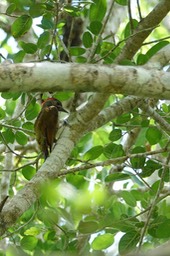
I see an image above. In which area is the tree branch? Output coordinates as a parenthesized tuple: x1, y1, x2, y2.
(0, 57, 170, 98)
(57, 147, 168, 178)
(87, 96, 144, 132)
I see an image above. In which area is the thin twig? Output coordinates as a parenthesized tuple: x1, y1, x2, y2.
(1, 123, 34, 134)
(142, 36, 170, 45)
(1, 153, 42, 172)
(136, 0, 142, 21)
(55, 147, 168, 178)
(134, 169, 151, 189)
(0, 132, 37, 159)
(0, 196, 8, 212)
(0, 12, 18, 18)
(128, 0, 134, 33)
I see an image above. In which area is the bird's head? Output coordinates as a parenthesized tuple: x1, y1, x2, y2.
(42, 98, 68, 113)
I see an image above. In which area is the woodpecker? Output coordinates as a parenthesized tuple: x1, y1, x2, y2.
(34, 98, 68, 159)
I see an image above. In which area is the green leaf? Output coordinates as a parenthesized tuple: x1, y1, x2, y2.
(156, 219, 170, 238)
(57, 207, 73, 225)
(105, 173, 130, 183)
(83, 31, 93, 48)
(120, 191, 136, 207)
(22, 122, 34, 134)
(11, 119, 21, 128)
(104, 143, 125, 159)
(119, 231, 140, 255)
(12, 50, 25, 63)
(150, 180, 161, 196)
(29, 3, 46, 18)
(130, 146, 146, 169)
(137, 53, 149, 65)
(6, 3, 16, 15)
(53, 91, 73, 101)
(40, 183, 60, 207)
(25, 102, 40, 120)
(11, 15, 32, 38)
(101, 41, 114, 52)
(76, 56, 87, 63)
(5, 100, 16, 116)
(83, 145, 103, 161)
(24, 227, 40, 236)
(70, 47, 86, 56)
(45, 3, 54, 11)
(37, 31, 50, 49)
(142, 159, 162, 178)
(93, 129, 109, 145)
(19, 42, 37, 54)
(116, 0, 128, 5)
(162, 103, 169, 113)
(37, 208, 58, 226)
(111, 202, 126, 220)
(15, 131, 28, 145)
(158, 167, 170, 182)
(141, 119, 150, 127)
(116, 113, 131, 124)
(39, 45, 51, 58)
(20, 236, 38, 251)
(2, 129, 15, 144)
(22, 166, 36, 180)
(92, 233, 114, 250)
(1, 92, 15, 99)
(146, 41, 169, 59)
(1, 92, 21, 100)
(131, 190, 143, 201)
(64, 5, 81, 16)
(109, 129, 122, 141)
(124, 19, 138, 38)
(89, 21, 102, 35)
(114, 217, 139, 233)
(39, 14, 54, 29)
(78, 220, 99, 234)
(89, 0, 107, 22)
(146, 126, 162, 145)
(0, 107, 6, 120)
(44, 230, 56, 241)
(148, 217, 170, 239)
(66, 174, 86, 189)
(13, 93, 21, 100)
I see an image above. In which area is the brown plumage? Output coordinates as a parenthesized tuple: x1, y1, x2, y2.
(34, 98, 67, 159)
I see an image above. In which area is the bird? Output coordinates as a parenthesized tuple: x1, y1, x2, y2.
(34, 98, 68, 159)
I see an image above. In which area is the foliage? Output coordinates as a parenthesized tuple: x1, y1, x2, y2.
(0, 0, 170, 255)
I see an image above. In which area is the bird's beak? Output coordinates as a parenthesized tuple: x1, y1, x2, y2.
(60, 107, 68, 113)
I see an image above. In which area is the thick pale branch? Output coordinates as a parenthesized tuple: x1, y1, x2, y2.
(87, 96, 144, 132)
(1, 62, 170, 99)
